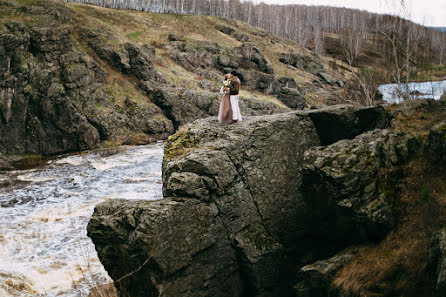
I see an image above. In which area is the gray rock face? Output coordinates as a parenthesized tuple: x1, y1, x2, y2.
(168, 39, 277, 94)
(431, 229, 446, 296)
(279, 53, 323, 75)
(0, 3, 174, 156)
(317, 72, 337, 86)
(124, 43, 166, 83)
(88, 105, 404, 297)
(0, 20, 101, 155)
(278, 87, 307, 110)
(301, 129, 420, 243)
(140, 87, 220, 129)
(426, 121, 446, 165)
(88, 198, 242, 297)
(90, 112, 321, 297)
(308, 105, 392, 145)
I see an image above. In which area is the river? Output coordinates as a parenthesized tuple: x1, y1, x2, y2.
(0, 143, 165, 297)
(379, 79, 446, 103)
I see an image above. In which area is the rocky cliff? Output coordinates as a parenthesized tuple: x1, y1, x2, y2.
(88, 100, 446, 297)
(1, 0, 354, 160)
(87, 103, 415, 296)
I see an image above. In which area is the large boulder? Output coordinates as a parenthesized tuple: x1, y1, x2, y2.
(88, 198, 242, 297)
(89, 105, 400, 297)
(124, 43, 166, 83)
(278, 87, 307, 110)
(90, 112, 321, 297)
(317, 72, 338, 86)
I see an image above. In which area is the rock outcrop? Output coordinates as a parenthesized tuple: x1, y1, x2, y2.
(301, 129, 420, 244)
(0, 2, 174, 155)
(88, 105, 409, 297)
(0, 0, 289, 157)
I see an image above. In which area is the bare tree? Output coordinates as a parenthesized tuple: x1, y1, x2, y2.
(340, 28, 363, 66)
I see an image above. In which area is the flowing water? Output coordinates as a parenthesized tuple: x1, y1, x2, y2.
(379, 79, 446, 103)
(0, 143, 165, 297)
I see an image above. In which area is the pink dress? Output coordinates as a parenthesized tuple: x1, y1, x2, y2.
(218, 92, 233, 123)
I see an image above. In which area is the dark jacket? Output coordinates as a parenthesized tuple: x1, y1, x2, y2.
(229, 78, 240, 95)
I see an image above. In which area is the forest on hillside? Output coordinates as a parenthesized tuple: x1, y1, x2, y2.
(62, 0, 446, 102)
(62, 0, 445, 63)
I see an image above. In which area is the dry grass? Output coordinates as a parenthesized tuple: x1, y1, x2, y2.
(334, 158, 446, 296)
(239, 89, 289, 109)
(332, 105, 446, 297)
(391, 101, 446, 136)
(65, 2, 355, 101)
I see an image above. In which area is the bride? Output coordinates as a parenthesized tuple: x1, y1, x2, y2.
(218, 73, 243, 123)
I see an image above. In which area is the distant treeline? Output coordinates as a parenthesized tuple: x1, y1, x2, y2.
(62, 0, 446, 68)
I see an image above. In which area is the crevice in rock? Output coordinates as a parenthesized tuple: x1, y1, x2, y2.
(224, 150, 273, 239)
(143, 87, 180, 130)
(86, 117, 106, 141)
(232, 238, 260, 297)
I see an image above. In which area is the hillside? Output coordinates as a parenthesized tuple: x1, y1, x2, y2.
(0, 0, 357, 161)
(61, 0, 446, 87)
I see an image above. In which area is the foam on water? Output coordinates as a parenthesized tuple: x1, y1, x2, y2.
(0, 143, 164, 296)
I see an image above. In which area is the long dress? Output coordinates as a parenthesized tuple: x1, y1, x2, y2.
(218, 92, 233, 123)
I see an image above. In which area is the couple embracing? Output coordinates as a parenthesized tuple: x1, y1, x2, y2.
(218, 73, 243, 124)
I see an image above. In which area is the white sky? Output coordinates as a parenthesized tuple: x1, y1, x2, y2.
(259, 0, 446, 26)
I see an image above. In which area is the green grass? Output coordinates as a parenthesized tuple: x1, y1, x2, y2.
(126, 31, 143, 40)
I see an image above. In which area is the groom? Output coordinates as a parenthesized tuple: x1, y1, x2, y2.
(227, 73, 243, 123)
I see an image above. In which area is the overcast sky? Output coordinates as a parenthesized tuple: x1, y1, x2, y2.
(259, 0, 446, 27)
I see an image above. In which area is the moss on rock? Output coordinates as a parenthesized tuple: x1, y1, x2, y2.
(164, 127, 202, 160)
